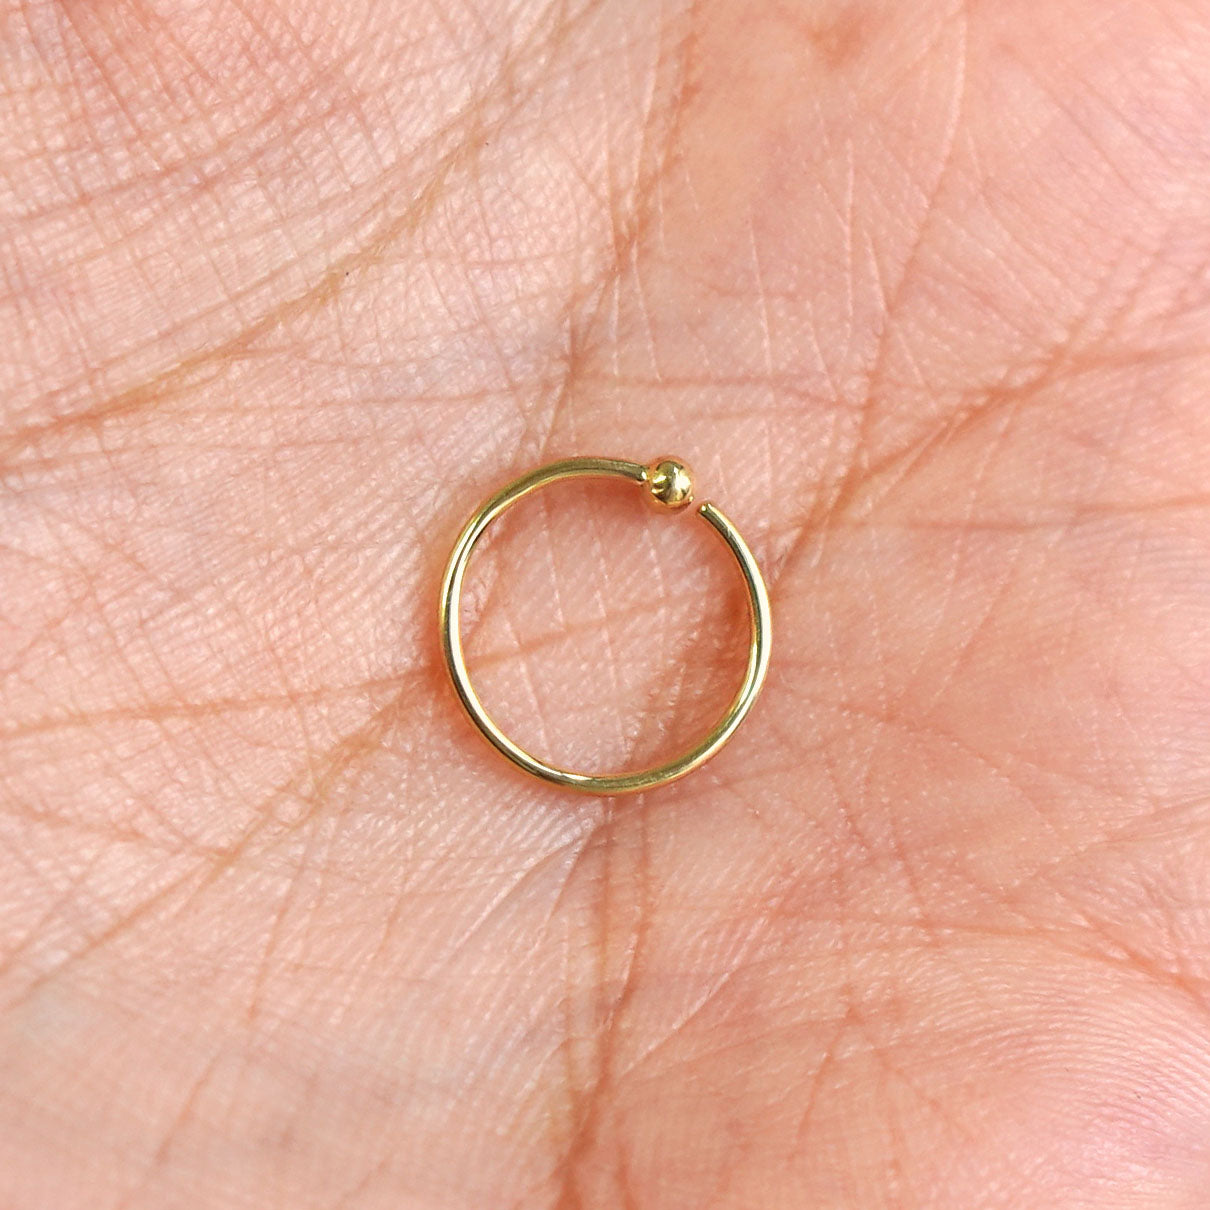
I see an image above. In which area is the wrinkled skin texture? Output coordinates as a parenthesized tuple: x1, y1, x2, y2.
(3, 0, 1210, 1206)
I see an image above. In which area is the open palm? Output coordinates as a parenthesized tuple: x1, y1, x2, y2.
(4, 1, 1210, 1206)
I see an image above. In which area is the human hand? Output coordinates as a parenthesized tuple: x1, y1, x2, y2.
(4, 1, 1210, 1205)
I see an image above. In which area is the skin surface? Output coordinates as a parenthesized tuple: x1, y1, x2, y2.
(3, 0, 1210, 1205)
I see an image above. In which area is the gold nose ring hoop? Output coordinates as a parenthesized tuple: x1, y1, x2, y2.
(438, 456, 772, 795)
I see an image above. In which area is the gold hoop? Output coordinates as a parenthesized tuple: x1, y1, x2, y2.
(438, 456, 772, 795)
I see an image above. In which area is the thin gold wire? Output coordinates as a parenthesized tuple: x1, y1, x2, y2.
(438, 456, 772, 795)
